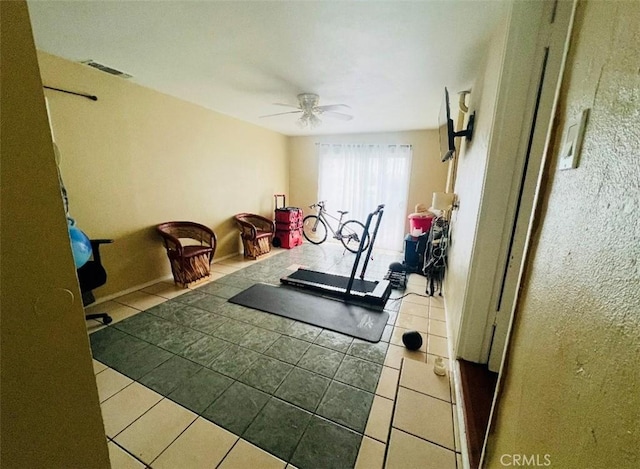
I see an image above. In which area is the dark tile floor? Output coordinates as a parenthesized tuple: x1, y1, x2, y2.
(90, 244, 402, 469)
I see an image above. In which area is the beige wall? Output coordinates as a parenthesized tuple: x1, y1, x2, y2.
(0, 2, 110, 467)
(288, 130, 447, 239)
(443, 16, 509, 353)
(487, 1, 640, 467)
(38, 52, 289, 298)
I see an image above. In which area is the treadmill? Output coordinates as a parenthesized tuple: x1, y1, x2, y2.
(280, 204, 392, 311)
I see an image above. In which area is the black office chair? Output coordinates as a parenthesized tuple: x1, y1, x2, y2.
(78, 239, 114, 324)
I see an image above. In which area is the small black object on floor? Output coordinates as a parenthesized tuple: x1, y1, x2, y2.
(384, 262, 408, 290)
(402, 330, 423, 350)
(229, 283, 389, 343)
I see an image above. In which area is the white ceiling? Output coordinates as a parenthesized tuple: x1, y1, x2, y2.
(27, 1, 507, 136)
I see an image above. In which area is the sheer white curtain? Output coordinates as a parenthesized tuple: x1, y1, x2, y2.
(317, 143, 412, 251)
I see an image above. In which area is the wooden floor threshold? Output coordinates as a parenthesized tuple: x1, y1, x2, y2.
(458, 359, 498, 469)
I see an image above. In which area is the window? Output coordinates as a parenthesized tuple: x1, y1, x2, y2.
(317, 143, 412, 251)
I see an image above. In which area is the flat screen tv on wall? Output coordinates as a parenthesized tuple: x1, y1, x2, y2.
(439, 87, 476, 162)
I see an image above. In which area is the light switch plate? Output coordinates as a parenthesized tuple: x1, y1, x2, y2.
(558, 109, 589, 170)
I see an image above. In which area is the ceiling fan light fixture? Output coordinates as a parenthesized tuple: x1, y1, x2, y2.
(262, 93, 350, 129)
(309, 113, 322, 128)
(297, 111, 322, 129)
(298, 93, 319, 110)
(296, 114, 309, 128)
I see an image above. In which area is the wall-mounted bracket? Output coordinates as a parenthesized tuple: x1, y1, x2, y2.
(454, 111, 475, 142)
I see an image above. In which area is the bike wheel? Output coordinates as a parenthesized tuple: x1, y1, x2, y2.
(339, 220, 370, 253)
(302, 215, 328, 244)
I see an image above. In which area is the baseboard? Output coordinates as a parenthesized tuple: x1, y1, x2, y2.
(214, 252, 242, 262)
(90, 252, 244, 307)
(445, 296, 471, 469)
(453, 360, 472, 469)
(91, 274, 176, 306)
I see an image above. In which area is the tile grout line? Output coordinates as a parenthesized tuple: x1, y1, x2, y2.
(148, 413, 200, 466)
(381, 356, 404, 468)
(362, 394, 395, 446)
(389, 425, 458, 455)
(213, 438, 243, 469)
(108, 437, 149, 468)
(109, 396, 165, 445)
(396, 383, 453, 405)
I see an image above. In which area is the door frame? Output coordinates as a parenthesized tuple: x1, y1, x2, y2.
(487, 0, 578, 371)
(455, 0, 576, 371)
(480, 1, 578, 465)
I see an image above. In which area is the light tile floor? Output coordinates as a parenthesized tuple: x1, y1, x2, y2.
(87, 245, 462, 468)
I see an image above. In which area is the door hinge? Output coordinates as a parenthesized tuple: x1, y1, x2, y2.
(490, 308, 500, 327)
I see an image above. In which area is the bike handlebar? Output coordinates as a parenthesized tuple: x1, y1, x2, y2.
(310, 201, 384, 215)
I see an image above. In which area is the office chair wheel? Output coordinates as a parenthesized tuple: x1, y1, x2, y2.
(102, 315, 113, 325)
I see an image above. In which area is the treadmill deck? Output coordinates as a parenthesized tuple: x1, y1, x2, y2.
(280, 268, 392, 310)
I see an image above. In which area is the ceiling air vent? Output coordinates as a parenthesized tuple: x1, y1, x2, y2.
(80, 60, 132, 79)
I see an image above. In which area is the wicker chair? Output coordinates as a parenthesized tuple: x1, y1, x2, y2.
(156, 221, 217, 287)
(234, 213, 275, 259)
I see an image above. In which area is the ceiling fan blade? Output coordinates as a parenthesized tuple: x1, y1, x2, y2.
(323, 111, 353, 121)
(259, 110, 303, 118)
(272, 103, 301, 109)
(317, 104, 351, 112)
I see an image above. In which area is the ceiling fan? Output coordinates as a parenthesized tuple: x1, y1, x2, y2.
(260, 93, 353, 128)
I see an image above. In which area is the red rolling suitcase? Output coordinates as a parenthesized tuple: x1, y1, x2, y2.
(274, 194, 303, 223)
(273, 194, 303, 249)
(278, 229, 303, 249)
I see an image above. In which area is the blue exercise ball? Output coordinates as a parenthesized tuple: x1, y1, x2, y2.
(69, 225, 92, 268)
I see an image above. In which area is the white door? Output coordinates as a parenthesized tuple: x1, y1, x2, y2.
(453, 0, 577, 371)
(486, 0, 578, 372)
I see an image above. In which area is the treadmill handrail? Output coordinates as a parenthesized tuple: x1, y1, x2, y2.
(346, 204, 385, 296)
(359, 205, 385, 280)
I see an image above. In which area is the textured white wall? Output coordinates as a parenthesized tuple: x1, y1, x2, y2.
(443, 18, 509, 354)
(487, 1, 640, 466)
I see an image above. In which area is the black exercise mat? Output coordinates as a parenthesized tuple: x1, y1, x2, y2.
(229, 283, 389, 342)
